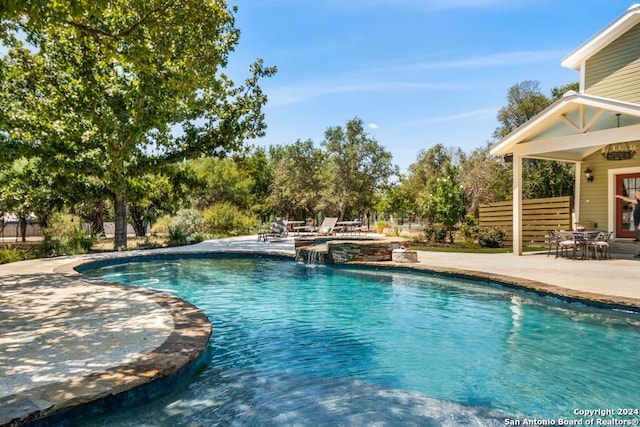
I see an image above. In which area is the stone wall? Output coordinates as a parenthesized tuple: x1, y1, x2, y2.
(294, 236, 407, 264)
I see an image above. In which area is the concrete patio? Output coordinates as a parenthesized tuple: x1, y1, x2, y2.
(1, 234, 639, 426)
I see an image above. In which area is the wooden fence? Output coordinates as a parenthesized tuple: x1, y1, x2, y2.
(479, 196, 572, 247)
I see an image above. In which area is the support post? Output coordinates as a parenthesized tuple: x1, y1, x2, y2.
(512, 154, 523, 255)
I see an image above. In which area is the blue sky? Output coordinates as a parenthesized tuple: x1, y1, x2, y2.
(226, 0, 635, 172)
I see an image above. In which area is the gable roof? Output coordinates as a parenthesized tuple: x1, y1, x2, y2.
(562, 4, 640, 70)
(490, 91, 640, 161)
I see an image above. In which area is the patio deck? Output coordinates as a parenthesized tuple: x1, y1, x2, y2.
(1, 235, 639, 426)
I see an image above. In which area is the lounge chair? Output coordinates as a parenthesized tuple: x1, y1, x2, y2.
(316, 217, 338, 235)
(258, 218, 288, 242)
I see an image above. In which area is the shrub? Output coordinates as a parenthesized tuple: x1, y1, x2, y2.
(167, 225, 188, 247)
(202, 202, 257, 236)
(459, 214, 479, 242)
(173, 208, 204, 236)
(150, 215, 173, 236)
(37, 212, 97, 256)
(0, 248, 22, 264)
(477, 227, 505, 248)
(44, 212, 78, 240)
(425, 223, 447, 243)
(152, 210, 205, 246)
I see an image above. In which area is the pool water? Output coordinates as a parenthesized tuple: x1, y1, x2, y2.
(80, 257, 640, 426)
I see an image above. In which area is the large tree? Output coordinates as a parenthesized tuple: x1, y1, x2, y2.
(266, 139, 326, 220)
(493, 80, 575, 200)
(1, 1, 275, 248)
(322, 118, 396, 220)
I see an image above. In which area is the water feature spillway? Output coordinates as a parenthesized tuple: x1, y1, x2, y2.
(294, 235, 407, 264)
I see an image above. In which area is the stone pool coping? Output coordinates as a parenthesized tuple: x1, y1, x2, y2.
(358, 259, 640, 312)
(0, 256, 212, 427)
(2, 235, 640, 426)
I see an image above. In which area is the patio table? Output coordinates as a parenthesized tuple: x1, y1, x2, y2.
(571, 230, 602, 260)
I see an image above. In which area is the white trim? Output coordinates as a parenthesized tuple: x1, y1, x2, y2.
(608, 166, 640, 236)
(575, 163, 583, 223)
(490, 93, 640, 156)
(511, 124, 640, 158)
(562, 4, 640, 70)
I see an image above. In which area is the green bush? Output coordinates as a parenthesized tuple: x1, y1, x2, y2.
(150, 215, 173, 236)
(37, 213, 97, 256)
(459, 214, 479, 241)
(425, 223, 447, 243)
(0, 249, 22, 264)
(202, 202, 257, 236)
(173, 208, 204, 236)
(167, 225, 188, 247)
(477, 227, 505, 248)
(152, 210, 205, 246)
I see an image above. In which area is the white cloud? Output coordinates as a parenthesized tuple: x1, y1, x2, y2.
(368, 123, 379, 129)
(266, 80, 464, 107)
(421, 50, 564, 69)
(376, 50, 565, 73)
(407, 107, 499, 126)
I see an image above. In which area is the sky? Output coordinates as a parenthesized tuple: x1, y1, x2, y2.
(225, 0, 636, 173)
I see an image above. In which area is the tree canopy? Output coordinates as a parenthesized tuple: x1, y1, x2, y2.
(321, 118, 397, 220)
(1, 0, 275, 247)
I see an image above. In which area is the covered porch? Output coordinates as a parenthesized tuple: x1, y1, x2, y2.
(490, 91, 640, 255)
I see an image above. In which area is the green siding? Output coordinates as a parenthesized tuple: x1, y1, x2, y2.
(585, 22, 640, 103)
(579, 152, 610, 230)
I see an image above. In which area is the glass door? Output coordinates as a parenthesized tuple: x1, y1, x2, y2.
(616, 173, 640, 238)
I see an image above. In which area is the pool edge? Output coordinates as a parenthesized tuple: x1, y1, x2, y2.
(354, 260, 640, 312)
(3, 246, 639, 426)
(0, 256, 212, 427)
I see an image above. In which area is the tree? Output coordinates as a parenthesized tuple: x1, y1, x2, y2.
(0, 158, 62, 240)
(417, 164, 467, 243)
(321, 118, 396, 220)
(493, 81, 576, 200)
(1, 1, 275, 248)
(127, 172, 183, 237)
(406, 146, 467, 241)
(189, 157, 255, 211)
(266, 140, 326, 220)
(403, 144, 454, 201)
(551, 82, 580, 100)
(234, 146, 273, 221)
(458, 144, 512, 215)
(493, 80, 550, 139)
(376, 183, 413, 224)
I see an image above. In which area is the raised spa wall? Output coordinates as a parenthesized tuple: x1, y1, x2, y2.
(294, 236, 408, 264)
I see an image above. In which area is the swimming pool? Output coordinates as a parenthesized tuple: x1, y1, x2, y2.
(80, 255, 640, 426)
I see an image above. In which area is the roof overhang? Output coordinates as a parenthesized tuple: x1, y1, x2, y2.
(490, 92, 640, 161)
(562, 3, 640, 70)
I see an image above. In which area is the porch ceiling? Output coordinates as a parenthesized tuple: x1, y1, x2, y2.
(490, 92, 640, 162)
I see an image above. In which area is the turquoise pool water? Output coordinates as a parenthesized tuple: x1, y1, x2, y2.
(81, 256, 640, 426)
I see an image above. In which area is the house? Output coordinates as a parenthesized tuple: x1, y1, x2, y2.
(491, 4, 640, 255)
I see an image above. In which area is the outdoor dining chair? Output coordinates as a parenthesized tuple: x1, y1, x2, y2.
(593, 231, 614, 260)
(556, 231, 579, 259)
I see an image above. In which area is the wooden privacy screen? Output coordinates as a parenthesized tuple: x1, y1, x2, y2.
(478, 196, 572, 247)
